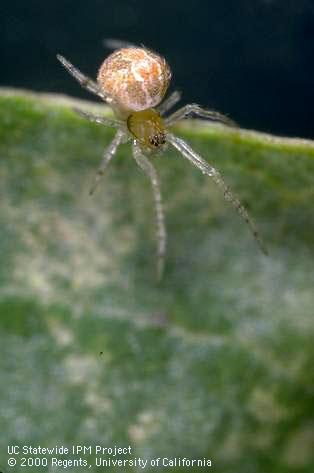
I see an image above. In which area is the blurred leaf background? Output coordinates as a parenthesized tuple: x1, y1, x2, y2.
(0, 89, 314, 472)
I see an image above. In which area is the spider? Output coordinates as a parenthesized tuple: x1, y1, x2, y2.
(57, 45, 267, 280)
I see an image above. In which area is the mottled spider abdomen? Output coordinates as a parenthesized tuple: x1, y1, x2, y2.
(97, 47, 171, 114)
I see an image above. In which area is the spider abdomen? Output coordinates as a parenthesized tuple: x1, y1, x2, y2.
(97, 47, 171, 114)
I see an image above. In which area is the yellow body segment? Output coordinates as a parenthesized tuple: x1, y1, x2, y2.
(127, 109, 166, 150)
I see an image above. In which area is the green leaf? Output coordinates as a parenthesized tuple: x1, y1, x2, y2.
(1, 88, 314, 472)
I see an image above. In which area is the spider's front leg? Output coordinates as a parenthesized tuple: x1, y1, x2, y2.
(132, 144, 166, 281)
(165, 103, 237, 127)
(57, 54, 111, 103)
(73, 108, 125, 194)
(89, 130, 125, 195)
(167, 133, 268, 255)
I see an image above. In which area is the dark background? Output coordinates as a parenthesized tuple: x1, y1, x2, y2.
(1, 0, 314, 138)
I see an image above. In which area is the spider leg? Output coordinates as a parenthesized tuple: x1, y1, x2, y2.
(73, 107, 123, 129)
(165, 103, 237, 127)
(103, 38, 137, 50)
(158, 90, 182, 116)
(132, 143, 166, 281)
(57, 54, 112, 103)
(89, 130, 125, 195)
(167, 133, 268, 255)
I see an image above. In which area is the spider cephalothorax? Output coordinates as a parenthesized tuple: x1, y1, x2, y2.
(127, 110, 166, 151)
(57, 44, 267, 280)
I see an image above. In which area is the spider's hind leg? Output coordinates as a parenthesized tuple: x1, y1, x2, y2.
(132, 143, 166, 281)
(158, 90, 182, 116)
(57, 54, 111, 103)
(73, 107, 122, 129)
(103, 38, 137, 50)
(165, 103, 237, 128)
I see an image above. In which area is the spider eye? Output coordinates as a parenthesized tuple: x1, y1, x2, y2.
(149, 133, 166, 147)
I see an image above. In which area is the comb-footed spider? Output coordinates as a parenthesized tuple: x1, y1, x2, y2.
(57, 45, 267, 280)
